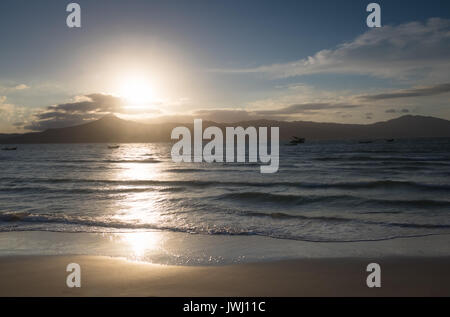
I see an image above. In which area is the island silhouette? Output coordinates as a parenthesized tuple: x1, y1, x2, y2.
(1, 114, 450, 144)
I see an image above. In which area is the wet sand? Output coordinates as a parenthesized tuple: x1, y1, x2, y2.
(0, 255, 449, 296)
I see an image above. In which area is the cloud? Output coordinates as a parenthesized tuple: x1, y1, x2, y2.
(23, 93, 163, 131)
(23, 93, 122, 130)
(23, 93, 159, 131)
(0, 96, 32, 132)
(193, 109, 255, 123)
(0, 83, 29, 93)
(0, 96, 15, 117)
(24, 113, 98, 131)
(165, 103, 363, 123)
(14, 84, 29, 90)
(214, 18, 450, 81)
(254, 103, 360, 115)
(47, 93, 124, 113)
(385, 108, 410, 114)
(360, 83, 450, 101)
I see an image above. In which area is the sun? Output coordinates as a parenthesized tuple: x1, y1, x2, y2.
(118, 75, 154, 105)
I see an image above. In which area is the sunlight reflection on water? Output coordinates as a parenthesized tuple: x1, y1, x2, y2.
(1, 141, 450, 244)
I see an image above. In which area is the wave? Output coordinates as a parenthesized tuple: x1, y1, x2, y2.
(158, 187, 186, 193)
(244, 211, 352, 222)
(361, 198, 450, 208)
(58, 158, 162, 164)
(3, 177, 450, 192)
(218, 191, 450, 209)
(107, 159, 161, 163)
(218, 192, 357, 206)
(280, 180, 450, 191)
(1, 211, 449, 242)
(314, 155, 450, 162)
(0, 212, 30, 222)
(164, 168, 211, 173)
(0, 185, 185, 195)
(241, 211, 450, 229)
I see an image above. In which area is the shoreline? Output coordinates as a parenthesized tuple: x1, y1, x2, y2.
(1, 255, 449, 296)
(1, 231, 449, 296)
(1, 231, 450, 265)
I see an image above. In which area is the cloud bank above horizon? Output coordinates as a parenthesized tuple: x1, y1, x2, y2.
(212, 18, 450, 83)
(1, 6, 450, 133)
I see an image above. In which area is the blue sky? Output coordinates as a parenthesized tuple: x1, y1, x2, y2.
(0, 0, 449, 132)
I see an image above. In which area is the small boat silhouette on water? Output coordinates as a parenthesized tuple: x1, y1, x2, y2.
(385, 139, 394, 142)
(358, 140, 373, 144)
(287, 136, 306, 145)
(107, 145, 120, 149)
(1, 147, 17, 151)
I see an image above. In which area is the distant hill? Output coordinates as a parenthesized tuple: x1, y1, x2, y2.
(1, 115, 174, 144)
(2, 114, 450, 144)
(0, 133, 20, 139)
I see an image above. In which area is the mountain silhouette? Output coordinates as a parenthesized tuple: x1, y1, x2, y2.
(1, 114, 450, 144)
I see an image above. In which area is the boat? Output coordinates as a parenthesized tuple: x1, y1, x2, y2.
(288, 136, 305, 145)
(107, 145, 120, 149)
(385, 139, 394, 142)
(358, 140, 373, 144)
(1, 147, 17, 151)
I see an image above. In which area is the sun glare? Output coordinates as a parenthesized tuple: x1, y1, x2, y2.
(119, 232, 162, 258)
(118, 75, 154, 105)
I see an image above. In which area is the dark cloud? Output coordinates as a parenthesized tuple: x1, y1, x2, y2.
(385, 108, 410, 114)
(335, 112, 352, 119)
(24, 113, 101, 131)
(22, 93, 160, 131)
(254, 103, 360, 115)
(24, 93, 125, 130)
(361, 83, 450, 101)
(46, 93, 124, 113)
(193, 109, 254, 123)
(189, 103, 361, 123)
(24, 98, 363, 131)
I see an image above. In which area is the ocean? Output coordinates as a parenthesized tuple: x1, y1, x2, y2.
(1, 139, 450, 263)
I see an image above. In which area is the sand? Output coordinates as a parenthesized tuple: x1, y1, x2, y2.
(0, 255, 449, 296)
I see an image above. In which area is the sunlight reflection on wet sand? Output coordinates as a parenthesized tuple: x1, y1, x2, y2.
(119, 231, 163, 259)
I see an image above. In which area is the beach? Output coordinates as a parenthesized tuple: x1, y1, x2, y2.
(1, 231, 450, 296)
(1, 255, 449, 296)
(1, 141, 450, 297)
(1, 0, 450, 302)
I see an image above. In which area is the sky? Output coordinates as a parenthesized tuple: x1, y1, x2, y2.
(0, 0, 450, 132)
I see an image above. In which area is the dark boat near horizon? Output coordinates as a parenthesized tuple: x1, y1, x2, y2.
(107, 145, 120, 149)
(288, 136, 306, 145)
(1, 147, 17, 151)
